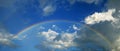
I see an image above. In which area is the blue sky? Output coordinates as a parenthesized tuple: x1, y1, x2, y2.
(0, 0, 107, 34)
(1, 0, 120, 51)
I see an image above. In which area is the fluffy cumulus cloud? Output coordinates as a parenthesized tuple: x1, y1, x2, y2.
(83, 10, 120, 51)
(40, 29, 59, 41)
(83, 0, 120, 51)
(37, 29, 78, 50)
(85, 9, 116, 24)
(53, 32, 77, 48)
(106, 0, 120, 29)
(35, 23, 113, 51)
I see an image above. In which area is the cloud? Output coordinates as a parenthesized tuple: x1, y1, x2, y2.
(83, 11, 120, 51)
(53, 32, 77, 48)
(95, 0, 120, 51)
(83, 0, 120, 50)
(38, 0, 57, 16)
(40, 29, 59, 41)
(106, 0, 120, 10)
(0, 33, 13, 46)
(0, 29, 16, 48)
(73, 24, 80, 30)
(68, 0, 103, 5)
(35, 23, 110, 51)
(106, 0, 120, 29)
(37, 29, 78, 50)
(114, 37, 120, 51)
(80, 0, 103, 5)
(67, 0, 76, 5)
(40, 0, 103, 16)
(0, 23, 17, 48)
(42, 5, 56, 16)
(85, 9, 116, 24)
(39, 26, 45, 29)
(52, 25, 56, 28)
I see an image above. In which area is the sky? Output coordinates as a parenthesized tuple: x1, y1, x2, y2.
(0, 0, 120, 51)
(0, 0, 107, 34)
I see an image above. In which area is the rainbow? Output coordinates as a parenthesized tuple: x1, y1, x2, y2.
(16, 20, 113, 49)
(17, 20, 78, 34)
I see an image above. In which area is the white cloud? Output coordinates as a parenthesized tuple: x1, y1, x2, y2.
(85, 9, 116, 24)
(38, 0, 57, 16)
(83, 4, 120, 51)
(39, 26, 45, 29)
(38, 29, 77, 49)
(52, 32, 77, 49)
(119, 10, 120, 13)
(13, 32, 28, 40)
(40, 29, 58, 41)
(52, 25, 56, 28)
(113, 37, 120, 51)
(43, 5, 56, 16)
(82, 1, 120, 49)
(40, 0, 103, 16)
(68, 0, 103, 5)
(68, 0, 76, 5)
(0, 31, 16, 47)
(105, 2, 120, 50)
(105, 0, 120, 28)
(73, 24, 80, 30)
(80, 0, 103, 5)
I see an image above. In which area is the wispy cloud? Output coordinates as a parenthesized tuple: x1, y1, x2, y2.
(0, 22, 20, 49)
(73, 24, 80, 30)
(68, 0, 103, 5)
(0, 26, 17, 48)
(42, 5, 56, 16)
(80, 0, 103, 5)
(38, 0, 57, 16)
